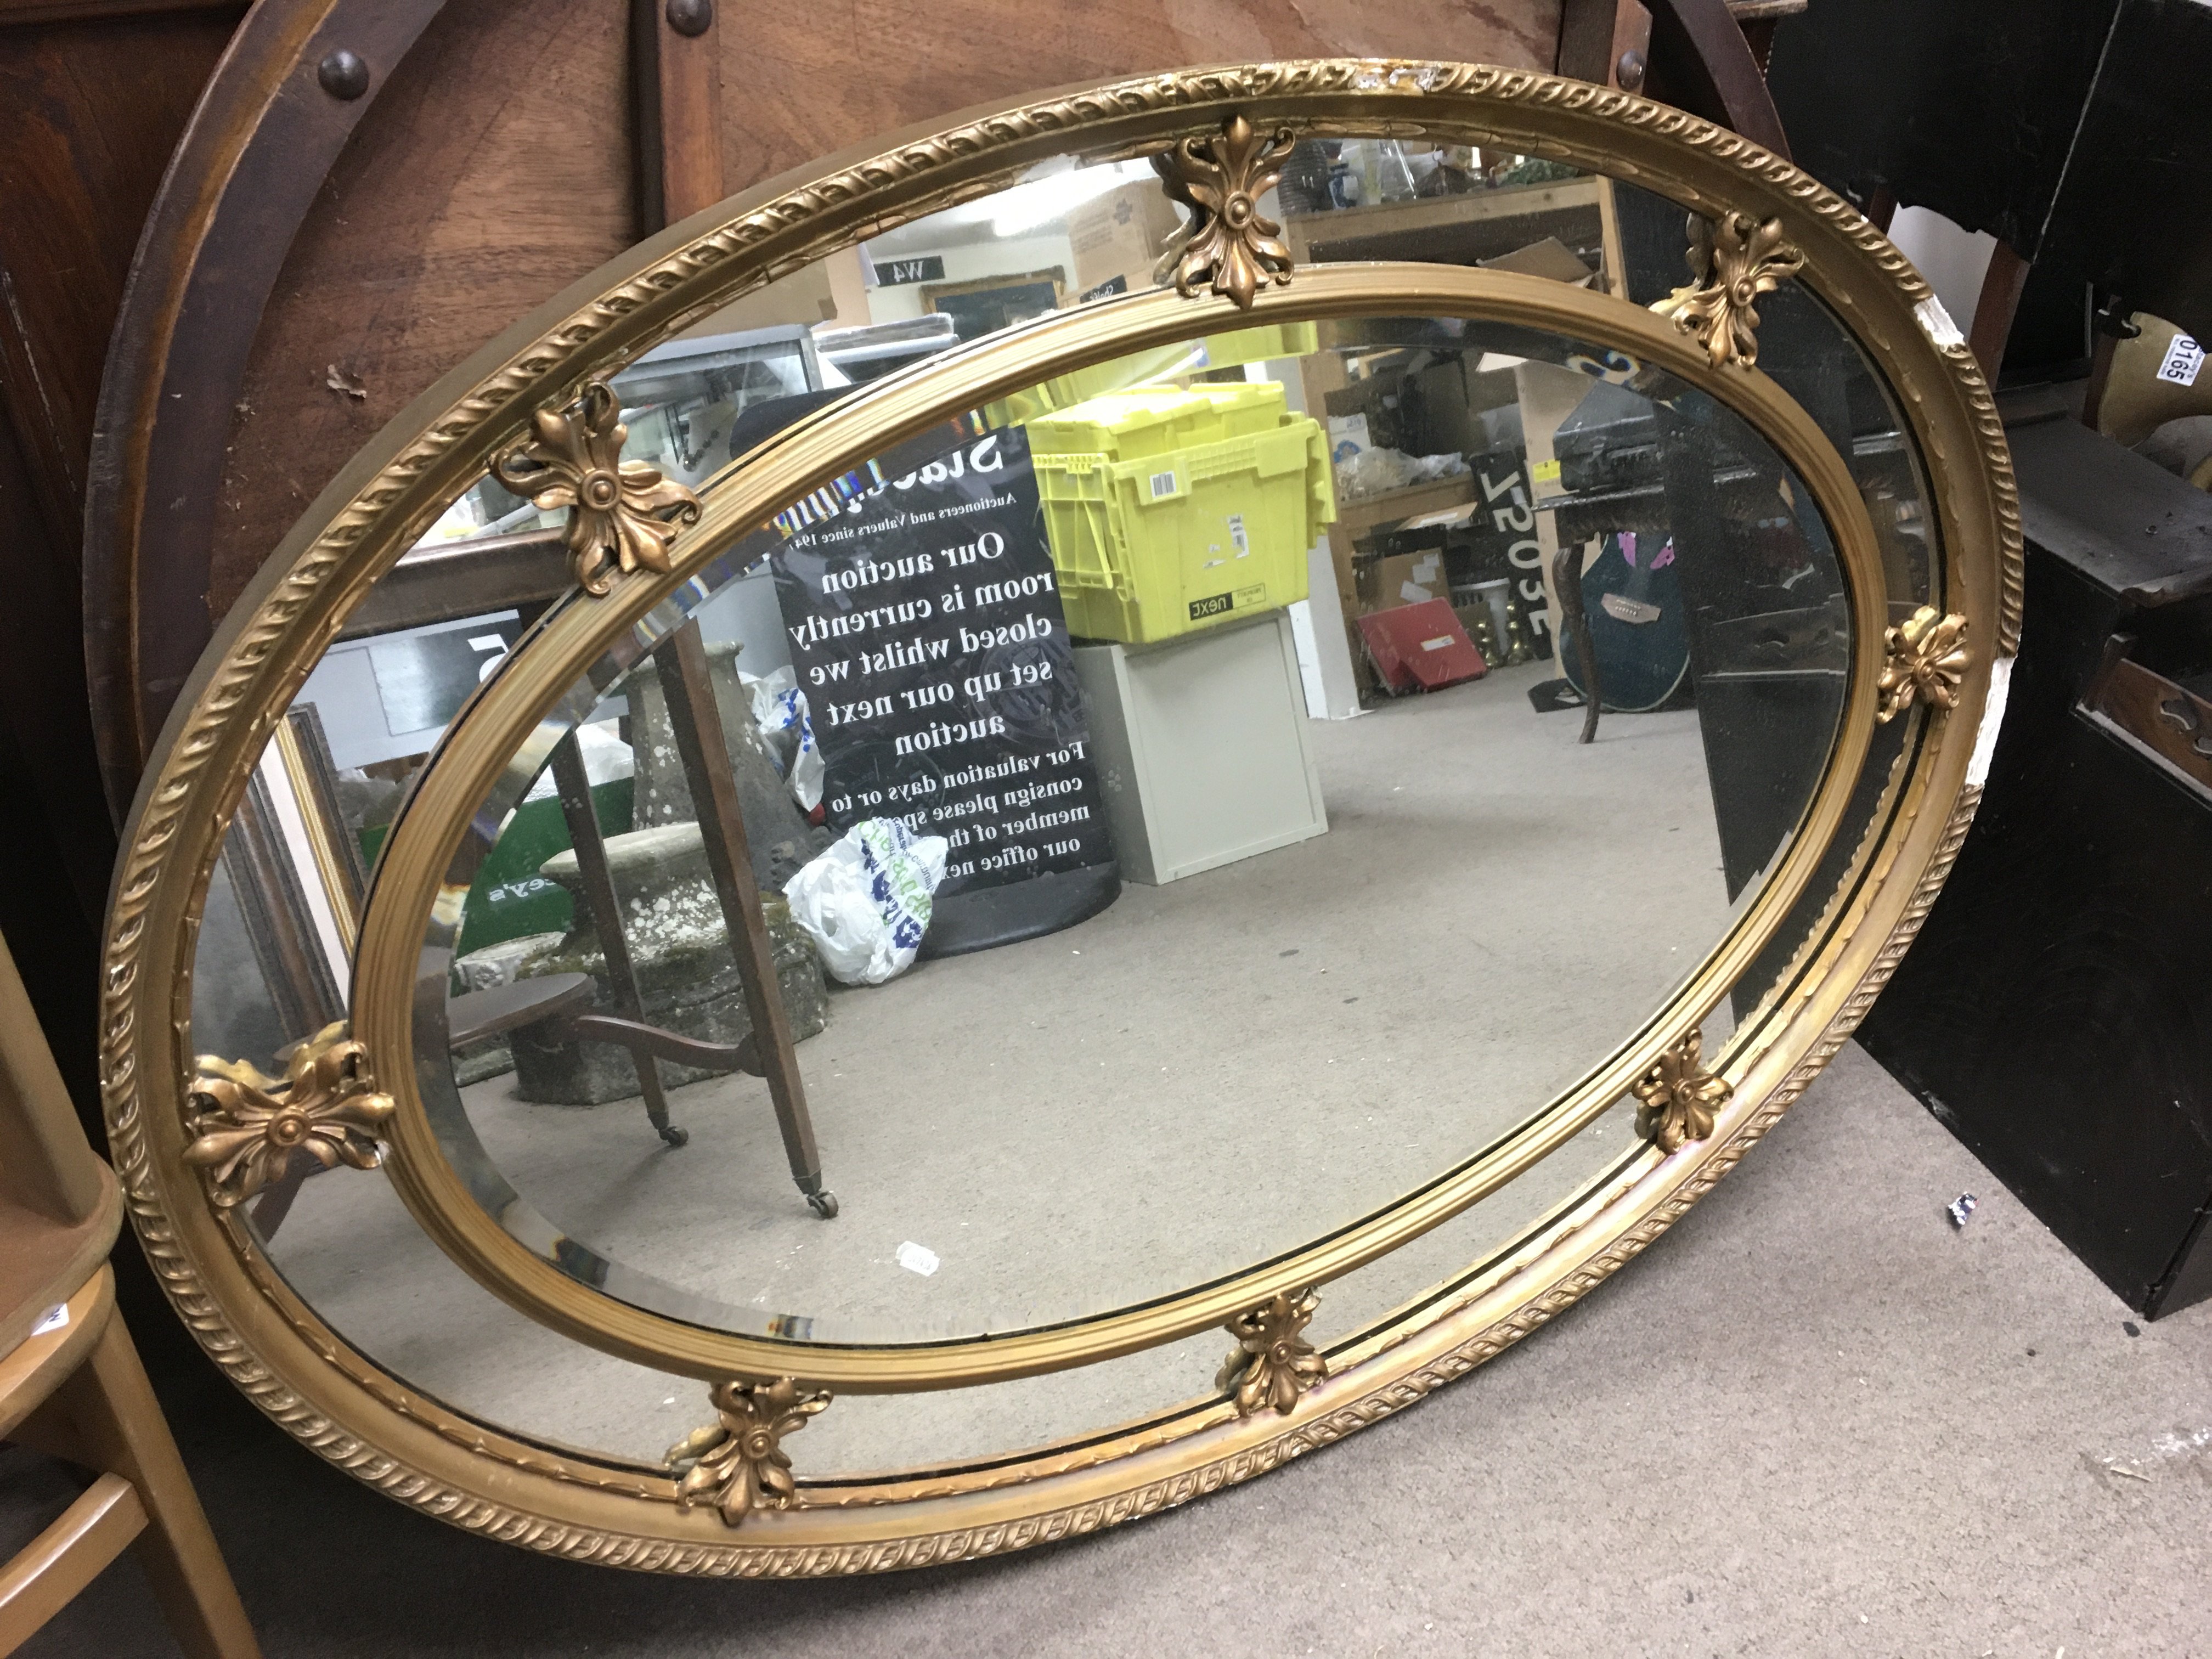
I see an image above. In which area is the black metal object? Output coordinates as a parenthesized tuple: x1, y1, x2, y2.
(663, 0, 713, 36)
(315, 49, 371, 101)
(1857, 404, 2212, 1319)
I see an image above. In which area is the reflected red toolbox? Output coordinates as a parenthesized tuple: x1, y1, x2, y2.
(1356, 599, 1487, 692)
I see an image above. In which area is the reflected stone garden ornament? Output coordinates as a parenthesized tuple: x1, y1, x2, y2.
(1153, 113, 1296, 310)
(1877, 607, 1971, 723)
(1652, 210, 1804, 370)
(666, 1378, 830, 1526)
(183, 1024, 395, 1207)
(1632, 1031, 1732, 1154)
(492, 379, 702, 596)
(1217, 1289, 1327, 1415)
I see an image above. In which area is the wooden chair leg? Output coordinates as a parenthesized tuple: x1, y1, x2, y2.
(35, 1308, 261, 1659)
(245, 1146, 316, 1239)
(0, 1472, 147, 1649)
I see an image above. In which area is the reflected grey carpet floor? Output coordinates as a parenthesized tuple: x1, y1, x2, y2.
(10, 1041, 2210, 1657)
(256, 664, 1736, 1472)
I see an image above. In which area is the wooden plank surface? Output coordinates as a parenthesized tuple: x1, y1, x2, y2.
(0, 8, 236, 548)
(0, 5, 233, 1150)
(710, 0, 1562, 192)
(204, 0, 1561, 618)
(84, 0, 453, 802)
(208, 0, 636, 613)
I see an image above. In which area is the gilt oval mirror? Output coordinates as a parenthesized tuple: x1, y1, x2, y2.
(108, 61, 2016, 1571)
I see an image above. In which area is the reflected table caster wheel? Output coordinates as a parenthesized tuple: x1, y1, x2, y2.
(659, 1125, 690, 1149)
(807, 1189, 838, 1220)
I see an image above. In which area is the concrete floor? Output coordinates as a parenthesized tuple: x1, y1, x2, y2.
(10, 1041, 2210, 1657)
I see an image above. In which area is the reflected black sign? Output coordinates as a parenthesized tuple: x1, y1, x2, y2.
(771, 427, 1118, 950)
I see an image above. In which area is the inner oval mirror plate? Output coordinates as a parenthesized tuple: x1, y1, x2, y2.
(358, 311, 1857, 1352)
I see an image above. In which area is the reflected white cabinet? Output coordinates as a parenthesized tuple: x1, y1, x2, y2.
(1073, 608, 1328, 885)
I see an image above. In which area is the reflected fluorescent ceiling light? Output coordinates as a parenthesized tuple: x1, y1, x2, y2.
(988, 159, 1156, 238)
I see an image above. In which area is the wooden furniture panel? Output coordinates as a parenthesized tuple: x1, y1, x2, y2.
(0, 3, 239, 1141)
(0, 7, 236, 544)
(82, 0, 452, 809)
(1645, 0, 1788, 159)
(204, 0, 1559, 624)
(207, 0, 637, 617)
(712, 0, 1562, 192)
(1858, 410, 2212, 1320)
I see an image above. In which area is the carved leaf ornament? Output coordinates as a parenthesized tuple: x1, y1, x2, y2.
(184, 1024, 396, 1207)
(666, 1378, 831, 1527)
(492, 380, 702, 596)
(1877, 606, 1971, 723)
(1632, 1031, 1733, 1154)
(1153, 114, 1297, 309)
(1652, 210, 1805, 370)
(1217, 1288, 1327, 1415)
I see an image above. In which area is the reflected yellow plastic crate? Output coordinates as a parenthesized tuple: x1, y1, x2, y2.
(986, 321, 1319, 427)
(1028, 381, 1335, 644)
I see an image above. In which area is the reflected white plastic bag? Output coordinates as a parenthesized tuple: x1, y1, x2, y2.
(1334, 446, 1468, 501)
(520, 719, 633, 802)
(741, 667, 825, 812)
(783, 817, 948, 985)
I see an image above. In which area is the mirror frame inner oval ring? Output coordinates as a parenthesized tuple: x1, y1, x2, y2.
(364, 265, 1891, 1390)
(99, 60, 2021, 1572)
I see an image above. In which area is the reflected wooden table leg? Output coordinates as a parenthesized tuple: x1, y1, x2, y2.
(655, 620, 834, 1219)
(245, 1148, 317, 1238)
(1553, 537, 1603, 744)
(550, 730, 686, 1147)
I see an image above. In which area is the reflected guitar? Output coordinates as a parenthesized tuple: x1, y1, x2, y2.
(1558, 532, 1692, 714)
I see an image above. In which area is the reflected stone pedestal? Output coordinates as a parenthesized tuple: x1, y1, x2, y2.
(512, 821, 827, 1105)
(622, 637, 826, 889)
(450, 929, 566, 1085)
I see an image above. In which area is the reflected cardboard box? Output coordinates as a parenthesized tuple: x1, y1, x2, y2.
(1357, 548, 1449, 614)
(1479, 234, 1596, 287)
(1067, 180, 1182, 301)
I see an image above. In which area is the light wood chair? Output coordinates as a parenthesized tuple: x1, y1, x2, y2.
(0, 929, 261, 1658)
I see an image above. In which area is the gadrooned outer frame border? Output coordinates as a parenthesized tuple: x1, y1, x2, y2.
(100, 59, 2019, 1574)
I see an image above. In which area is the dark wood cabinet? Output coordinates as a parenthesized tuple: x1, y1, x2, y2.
(1860, 401, 2212, 1318)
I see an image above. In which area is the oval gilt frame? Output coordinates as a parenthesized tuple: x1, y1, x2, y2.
(101, 61, 2020, 1573)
